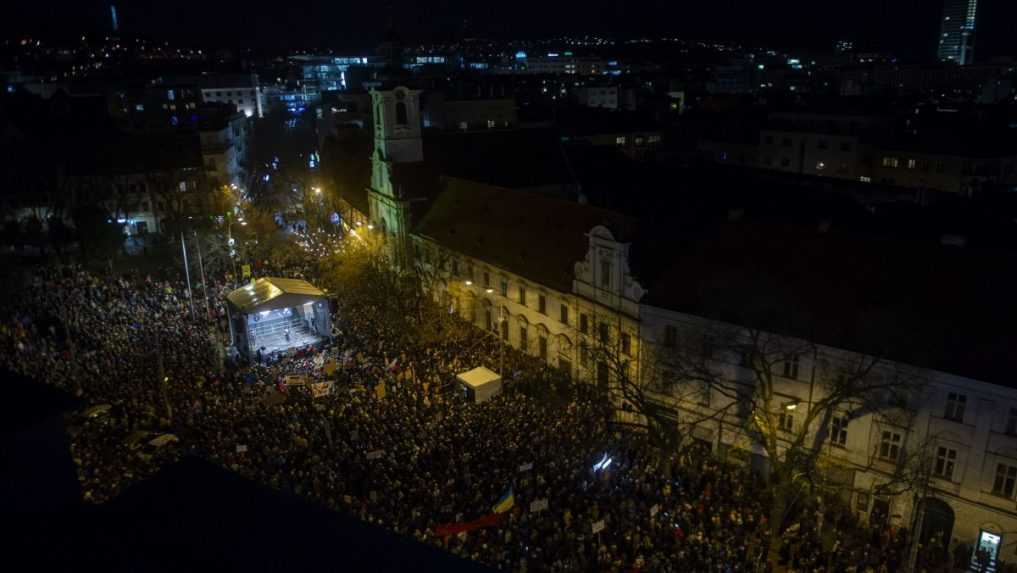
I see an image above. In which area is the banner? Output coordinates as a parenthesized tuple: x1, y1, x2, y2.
(241, 264, 251, 279)
(310, 382, 332, 398)
(530, 498, 549, 513)
(284, 375, 309, 386)
(433, 513, 503, 538)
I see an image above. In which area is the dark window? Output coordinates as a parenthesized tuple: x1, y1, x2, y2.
(779, 412, 794, 432)
(934, 447, 957, 481)
(831, 416, 848, 446)
(944, 393, 967, 423)
(395, 101, 408, 126)
(783, 354, 800, 380)
(764, 135, 774, 145)
(501, 319, 509, 341)
(560, 303, 569, 324)
(840, 142, 852, 152)
(664, 325, 677, 348)
(598, 323, 609, 345)
(782, 137, 792, 147)
(500, 279, 508, 297)
(483, 271, 490, 287)
(855, 492, 870, 512)
(538, 294, 547, 314)
(621, 333, 631, 356)
(879, 431, 901, 461)
(518, 286, 527, 305)
(1006, 408, 1017, 436)
(994, 464, 1017, 498)
(600, 260, 612, 288)
(519, 326, 528, 351)
(780, 157, 791, 168)
(539, 336, 548, 360)
(580, 314, 589, 334)
(817, 139, 829, 150)
(559, 358, 572, 379)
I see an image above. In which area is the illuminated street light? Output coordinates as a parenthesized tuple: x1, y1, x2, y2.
(785, 402, 798, 411)
(312, 186, 322, 194)
(485, 288, 494, 294)
(367, 224, 374, 230)
(465, 280, 473, 286)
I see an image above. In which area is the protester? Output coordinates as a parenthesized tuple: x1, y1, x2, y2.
(0, 258, 915, 573)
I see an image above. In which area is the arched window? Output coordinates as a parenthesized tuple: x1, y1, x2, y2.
(395, 101, 408, 126)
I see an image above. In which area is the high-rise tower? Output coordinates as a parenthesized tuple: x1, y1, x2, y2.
(937, 0, 978, 65)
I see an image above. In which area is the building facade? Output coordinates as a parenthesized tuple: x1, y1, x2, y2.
(362, 86, 1017, 565)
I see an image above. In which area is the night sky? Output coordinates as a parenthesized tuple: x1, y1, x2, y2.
(6, 0, 1017, 61)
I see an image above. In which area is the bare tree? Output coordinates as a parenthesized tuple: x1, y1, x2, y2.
(646, 319, 931, 565)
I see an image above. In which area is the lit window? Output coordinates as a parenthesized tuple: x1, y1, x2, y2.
(486, 119, 496, 129)
(615, 136, 627, 145)
(860, 175, 872, 183)
(907, 158, 917, 169)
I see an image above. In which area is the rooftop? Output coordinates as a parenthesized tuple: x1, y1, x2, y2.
(415, 178, 635, 293)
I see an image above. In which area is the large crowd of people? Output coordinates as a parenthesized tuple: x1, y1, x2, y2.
(0, 251, 951, 572)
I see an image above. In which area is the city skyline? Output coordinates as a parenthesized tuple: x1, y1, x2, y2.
(6, 0, 1017, 61)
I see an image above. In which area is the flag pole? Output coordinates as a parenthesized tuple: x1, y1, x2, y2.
(181, 231, 195, 321)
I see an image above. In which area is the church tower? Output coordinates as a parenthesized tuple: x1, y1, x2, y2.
(367, 86, 423, 267)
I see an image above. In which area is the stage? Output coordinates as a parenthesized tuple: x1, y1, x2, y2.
(226, 278, 331, 361)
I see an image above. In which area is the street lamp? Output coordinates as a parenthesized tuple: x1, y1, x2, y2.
(784, 401, 798, 411)
(465, 280, 473, 286)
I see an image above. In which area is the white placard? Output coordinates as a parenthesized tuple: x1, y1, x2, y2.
(236, 444, 248, 453)
(530, 498, 549, 513)
(519, 462, 533, 472)
(592, 520, 606, 534)
(650, 504, 659, 517)
(366, 449, 385, 460)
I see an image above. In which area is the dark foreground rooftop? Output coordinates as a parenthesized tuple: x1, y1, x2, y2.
(3, 373, 489, 573)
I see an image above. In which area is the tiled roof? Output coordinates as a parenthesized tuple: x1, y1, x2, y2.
(415, 178, 635, 292)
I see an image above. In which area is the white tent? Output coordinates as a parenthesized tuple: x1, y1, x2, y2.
(456, 367, 502, 404)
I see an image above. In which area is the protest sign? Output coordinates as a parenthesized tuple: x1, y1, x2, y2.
(366, 449, 385, 460)
(592, 520, 606, 534)
(530, 498, 549, 513)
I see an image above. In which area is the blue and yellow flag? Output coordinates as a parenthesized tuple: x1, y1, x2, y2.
(492, 488, 515, 514)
